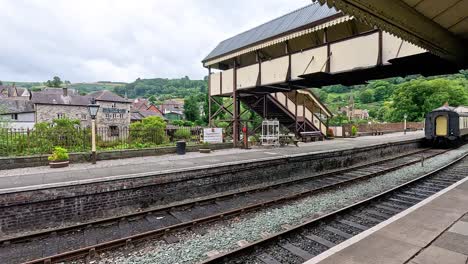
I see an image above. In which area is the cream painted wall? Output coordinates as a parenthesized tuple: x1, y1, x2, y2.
(222, 69, 234, 94)
(210, 73, 221, 96)
(261, 56, 289, 85)
(330, 33, 379, 73)
(382, 32, 425, 63)
(291, 46, 328, 80)
(237, 64, 259, 90)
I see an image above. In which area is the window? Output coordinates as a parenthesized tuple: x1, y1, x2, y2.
(11, 114, 18, 120)
(81, 114, 87, 120)
(111, 103, 116, 108)
(119, 113, 124, 118)
(105, 114, 110, 118)
(109, 126, 119, 137)
(57, 113, 65, 119)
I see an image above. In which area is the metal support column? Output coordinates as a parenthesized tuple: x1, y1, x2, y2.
(324, 28, 331, 73)
(208, 67, 212, 127)
(232, 59, 239, 147)
(303, 94, 306, 131)
(295, 91, 298, 135)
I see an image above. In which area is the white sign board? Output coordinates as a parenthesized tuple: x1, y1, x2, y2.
(203, 128, 223, 143)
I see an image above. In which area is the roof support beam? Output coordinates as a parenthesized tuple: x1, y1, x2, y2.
(315, 0, 466, 63)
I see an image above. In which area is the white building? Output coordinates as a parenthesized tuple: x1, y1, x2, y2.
(0, 99, 35, 129)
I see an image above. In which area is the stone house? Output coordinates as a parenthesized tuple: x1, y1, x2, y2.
(0, 99, 35, 129)
(130, 98, 165, 122)
(339, 106, 369, 120)
(1, 88, 131, 134)
(159, 99, 184, 115)
(87, 90, 131, 135)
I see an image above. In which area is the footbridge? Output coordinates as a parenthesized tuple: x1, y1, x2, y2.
(202, 2, 466, 146)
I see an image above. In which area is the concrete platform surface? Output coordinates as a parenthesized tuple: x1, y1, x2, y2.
(0, 131, 423, 192)
(306, 172, 468, 264)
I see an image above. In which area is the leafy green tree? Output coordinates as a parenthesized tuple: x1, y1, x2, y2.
(359, 89, 375, 103)
(130, 116, 167, 145)
(184, 95, 200, 122)
(368, 80, 395, 101)
(52, 76, 62, 87)
(0, 80, 3, 86)
(389, 78, 468, 121)
(45, 76, 63, 87)
(148, 95, 157, 105)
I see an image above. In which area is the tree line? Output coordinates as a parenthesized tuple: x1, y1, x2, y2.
(315, 70, 468, 124)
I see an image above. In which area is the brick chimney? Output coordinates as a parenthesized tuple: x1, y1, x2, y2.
(63, 87, 68, 96)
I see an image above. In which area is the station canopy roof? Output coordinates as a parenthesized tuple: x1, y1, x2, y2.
(203, 3, 343, 65)
(314, 0, 468, 65)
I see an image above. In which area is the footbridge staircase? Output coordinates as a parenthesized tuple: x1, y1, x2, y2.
(241, 90, 330, 137)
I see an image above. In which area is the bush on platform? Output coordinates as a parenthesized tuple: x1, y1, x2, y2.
(174, 129, 191, 140)
(48, 147, 69, 161)
(351, 126, 358, 137)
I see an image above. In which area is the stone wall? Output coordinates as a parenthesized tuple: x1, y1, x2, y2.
(35, 104, 90, 126)
(0, 139, 422, 235)
(340, 122, 424, 136)
(95, 100, 131, 130)
(0, 143, 233, 170)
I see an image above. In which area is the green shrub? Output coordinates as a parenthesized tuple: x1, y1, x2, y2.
(174, 129, 191, 140)
(130, 116, 167, 145)
(351, 125, 358, 136)
(171, 120, 185, 126)
(171, 120, 195, 127)
(48, 147, 69, 161)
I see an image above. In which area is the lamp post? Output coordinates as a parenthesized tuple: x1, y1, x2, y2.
(88, 98, 100, 164)
(404, 114, 408, 135)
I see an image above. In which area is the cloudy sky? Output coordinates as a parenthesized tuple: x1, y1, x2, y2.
(0, 0, 310, 83)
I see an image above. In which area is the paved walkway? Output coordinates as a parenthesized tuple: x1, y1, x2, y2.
(306, 170, 468, 264)
(0, 131, 423, 192)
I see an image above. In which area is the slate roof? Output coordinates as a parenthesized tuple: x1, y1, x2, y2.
(31, 92, 91, 106)
(43, 87, 79, 96)
(0, 99, 35, 114)
(132, 100, 149, 111)
(203, 2, 339, 62)
(130, 110, 166, 121)
(88, 90, 130, 103)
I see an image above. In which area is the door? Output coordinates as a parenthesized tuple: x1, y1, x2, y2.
(435, 115, 448, 136)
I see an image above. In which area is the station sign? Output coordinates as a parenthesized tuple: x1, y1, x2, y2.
(203, 128, 223, 143)
(102, 108, 127, 114)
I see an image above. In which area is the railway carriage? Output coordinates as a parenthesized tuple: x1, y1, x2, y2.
(425, 105, 468, 146)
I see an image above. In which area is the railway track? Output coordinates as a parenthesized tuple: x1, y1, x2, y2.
(0, 148, 447, 264)
(201, 153, 468, 264)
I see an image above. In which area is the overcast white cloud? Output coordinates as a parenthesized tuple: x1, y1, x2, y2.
(0, 0, 310, 83)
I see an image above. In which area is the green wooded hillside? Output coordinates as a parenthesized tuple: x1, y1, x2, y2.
(114, 76, 207, 101)
(313, 70, 468, 125)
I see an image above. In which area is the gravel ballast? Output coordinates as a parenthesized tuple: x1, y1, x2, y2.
(98, 145, 468, 264)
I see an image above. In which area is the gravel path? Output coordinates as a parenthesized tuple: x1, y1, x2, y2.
(96, 144, 467, 264)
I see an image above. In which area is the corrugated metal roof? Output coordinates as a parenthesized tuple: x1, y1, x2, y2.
(203, 2, 339, 62)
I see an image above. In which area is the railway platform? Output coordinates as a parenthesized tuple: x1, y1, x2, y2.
(0, 131, 423, 192)
(306, 173, 468, 264)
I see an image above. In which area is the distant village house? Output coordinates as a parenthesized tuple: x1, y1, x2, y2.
(0, 87, 131, 132)
(130, 98, 165, 122)
(159, 99, 184, 121)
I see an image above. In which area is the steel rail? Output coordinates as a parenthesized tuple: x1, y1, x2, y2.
(200, 152, 468, 264)
(15, 148, 444, 264)
(2, 147, 431, 245)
